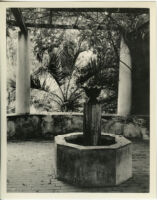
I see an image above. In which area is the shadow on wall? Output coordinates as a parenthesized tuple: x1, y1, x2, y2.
(7, 113, 149, 141)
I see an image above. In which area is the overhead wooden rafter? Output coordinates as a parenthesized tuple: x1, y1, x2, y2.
(19, 8, 149, 13)
(9, 8, 149, 31)
(11, 8, 28, 34)
(7, 20, 113, 30)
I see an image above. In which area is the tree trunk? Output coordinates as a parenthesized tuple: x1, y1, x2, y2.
(83, 101, 101, 145)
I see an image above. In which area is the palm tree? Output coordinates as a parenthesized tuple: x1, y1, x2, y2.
(31, 36, 85, 112)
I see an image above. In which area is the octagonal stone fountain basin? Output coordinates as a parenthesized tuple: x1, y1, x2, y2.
(55, 132, 132, 187)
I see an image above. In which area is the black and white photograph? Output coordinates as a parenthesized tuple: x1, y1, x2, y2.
(0, 2, 156, 197)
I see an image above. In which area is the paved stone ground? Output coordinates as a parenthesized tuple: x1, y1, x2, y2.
(7, 140, 149, 193)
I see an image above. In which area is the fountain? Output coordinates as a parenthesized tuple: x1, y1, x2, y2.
(55, 55, 132, 187)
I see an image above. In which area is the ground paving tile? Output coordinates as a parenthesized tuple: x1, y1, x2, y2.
(7, 140, 149, 193)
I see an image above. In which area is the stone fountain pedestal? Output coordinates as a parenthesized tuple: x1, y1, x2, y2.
(55, 132, 132, 187)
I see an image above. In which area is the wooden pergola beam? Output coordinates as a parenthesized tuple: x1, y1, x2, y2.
(20, 8, 149, 13)
(7, 20, 116, 30)
(9, 7, 149, 31)
(11, 8, 28, 34)
(7, 19, 149, 32)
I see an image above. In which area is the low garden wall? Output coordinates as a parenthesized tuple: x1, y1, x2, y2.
(7, 113, 149, 140)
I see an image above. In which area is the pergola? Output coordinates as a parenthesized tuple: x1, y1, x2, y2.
(9, 8, 149, 115)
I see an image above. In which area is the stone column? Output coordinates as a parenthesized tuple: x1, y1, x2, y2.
(16, 31, 30, 114)
(117, 36, 132, 115)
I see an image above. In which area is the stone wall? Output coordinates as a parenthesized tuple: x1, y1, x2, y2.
(101, 115, 149, 141)
(7, 113, 149, 141)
